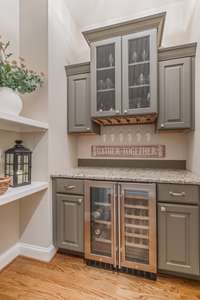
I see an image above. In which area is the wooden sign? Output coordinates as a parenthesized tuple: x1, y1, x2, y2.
(91, 145, 166, 158)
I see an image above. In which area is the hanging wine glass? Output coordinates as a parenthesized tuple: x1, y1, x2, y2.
(108, 53, 114, 67)
(105, 78, 113, 89)
(139, 73, 145, 85)
(132, 51, 138, 63)
(142, 49, 147, 61)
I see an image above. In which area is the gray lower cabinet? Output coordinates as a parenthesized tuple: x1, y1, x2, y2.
(56, 194, 84, 252)
(158, 57, 193, 130)
(66, 63, 100, 134)
(158, 203, 199, 276)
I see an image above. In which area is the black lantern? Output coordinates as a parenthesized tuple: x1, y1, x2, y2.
(5, 140, 32, 187)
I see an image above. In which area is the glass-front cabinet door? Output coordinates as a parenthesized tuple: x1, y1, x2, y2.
(119, 183, 157, 273)
(91, 37, 121, 117)
(122, 29, 157, 115)
(85, 181, 116, 265)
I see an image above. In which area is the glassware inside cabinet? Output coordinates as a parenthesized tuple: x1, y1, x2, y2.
(129, 36, 150, 64)
(96, 43, 116, 112)
(126, 34, 152, 112)
(90, 186, 112, 257)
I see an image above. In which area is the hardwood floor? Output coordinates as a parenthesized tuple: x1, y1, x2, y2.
(0, 254, 199, 300)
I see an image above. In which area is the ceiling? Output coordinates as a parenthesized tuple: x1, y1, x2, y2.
(66, 0, 185, 30)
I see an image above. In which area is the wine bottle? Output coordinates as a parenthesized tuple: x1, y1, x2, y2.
(92, 208, 104, 219)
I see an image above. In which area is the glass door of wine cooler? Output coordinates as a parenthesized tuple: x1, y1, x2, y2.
(85, 181, 116, 265)
(119, 183, 157, 273)
(91, 37, 121, 117)
(122, 29, 157, 116)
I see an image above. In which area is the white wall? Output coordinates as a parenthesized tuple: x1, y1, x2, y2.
(66, 0, 188, 48)
(48, 0, 88, 174)
(0, 0, 20, 256)
(187, 0, 200, 175)
(0, 0, 19, 57)
(19, 0, 51, 248)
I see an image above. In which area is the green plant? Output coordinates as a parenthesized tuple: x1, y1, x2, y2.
(0, 37, 44, 94)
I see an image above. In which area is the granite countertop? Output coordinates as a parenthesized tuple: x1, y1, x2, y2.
(52, 167, 200, 185)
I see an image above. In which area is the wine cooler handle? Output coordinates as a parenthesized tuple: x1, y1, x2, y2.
(113, 184, 117, 268)
(118, 185, 121, 269)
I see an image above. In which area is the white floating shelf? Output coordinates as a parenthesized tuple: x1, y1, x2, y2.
(0, 112, 49, 132)
(0, 181, 48, 207)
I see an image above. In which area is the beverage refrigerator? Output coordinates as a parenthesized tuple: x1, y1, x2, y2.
(85, 180, 157, 278)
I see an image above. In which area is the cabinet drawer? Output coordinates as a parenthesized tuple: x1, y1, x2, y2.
(157, 184, 199, 204)
(56, 178, 84, 195)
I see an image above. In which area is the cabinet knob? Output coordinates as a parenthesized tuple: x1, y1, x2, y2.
(77, 198, 83, 204)
(86, 128, 90, 131)
(124, 110, 128, 114)
(116, 110, 120, 115)
(161, 124, 165, 128)
(161, 206, 167, 212)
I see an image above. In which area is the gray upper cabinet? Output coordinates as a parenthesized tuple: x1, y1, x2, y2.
(91, 37, 122, 117)
(122, 29, 158, 115)
(91, 30, 158, 119)
(158, 57, 193, 130)
(66, 63, 100, 134)
(158, 203, 199, 276)
(56, 194, 84, 253)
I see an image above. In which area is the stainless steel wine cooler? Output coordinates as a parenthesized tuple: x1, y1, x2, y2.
(85, 181, 157, 274)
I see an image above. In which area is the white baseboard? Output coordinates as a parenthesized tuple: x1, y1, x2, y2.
(19, 243, 57, 262)
(0, 243, 20, 271)
(0, 243, 57, 271)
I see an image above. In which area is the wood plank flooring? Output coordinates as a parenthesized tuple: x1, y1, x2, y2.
(0, 254, 199, 300)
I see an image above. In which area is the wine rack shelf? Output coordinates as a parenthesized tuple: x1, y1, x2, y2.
(124, 204, 148, 210)
(125, 223, 149, 230)
(95, 238, 112, 244)
(125, 232, 148, 239)
(94, 220, 111, 225)
(124, 195, 149, 200)
(126, 242, 149, 249)
(94, 202, 111, 207)
(125, 214, 149, 220)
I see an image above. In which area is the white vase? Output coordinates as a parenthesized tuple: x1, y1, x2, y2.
(0, 87, 23, 116)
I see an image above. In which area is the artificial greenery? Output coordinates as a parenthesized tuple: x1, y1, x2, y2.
(0, 36, 44, 94)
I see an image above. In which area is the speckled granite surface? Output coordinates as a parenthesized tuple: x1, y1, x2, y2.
(52, 167, 200, 185)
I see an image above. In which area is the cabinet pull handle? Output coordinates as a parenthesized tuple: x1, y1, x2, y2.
(77, 198, 83, 204)
(169, 191, 185, 197)
(64, 185, 76, 190)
